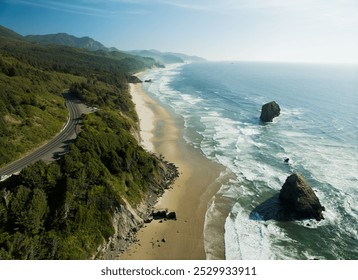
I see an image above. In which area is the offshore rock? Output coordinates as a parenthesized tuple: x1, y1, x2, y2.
(279, 173, 325, 221)
(260, 101, 281, 122)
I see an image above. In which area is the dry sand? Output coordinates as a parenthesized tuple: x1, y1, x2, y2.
(121, 83, 225, 260)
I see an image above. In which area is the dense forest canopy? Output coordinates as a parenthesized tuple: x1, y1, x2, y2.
(0, 26, 158, 166)
(0, 25, 176, 259)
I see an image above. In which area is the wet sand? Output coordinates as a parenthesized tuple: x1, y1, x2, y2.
(120, 83, 224, 260)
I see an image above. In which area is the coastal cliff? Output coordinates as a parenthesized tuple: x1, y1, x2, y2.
(0, 25, 179, 259)
(96, 159, 178, 259)
(0, 108, 178, 260)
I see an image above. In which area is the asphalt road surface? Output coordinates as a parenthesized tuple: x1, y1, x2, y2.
(0, 92, 84, 178)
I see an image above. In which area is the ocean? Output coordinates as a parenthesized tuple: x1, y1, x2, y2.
(141, 62, 358, 260)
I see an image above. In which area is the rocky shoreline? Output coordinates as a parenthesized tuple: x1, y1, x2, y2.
(95, 158, 179, 259)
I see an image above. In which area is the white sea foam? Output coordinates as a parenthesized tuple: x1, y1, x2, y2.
(239, 126, 259, 136)
(225, 205, 293, 260)
(144, 62, 358, 260)
(181, 94, 203, 105)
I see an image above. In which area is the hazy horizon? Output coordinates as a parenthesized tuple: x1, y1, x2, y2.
(1, 0, 358, 64)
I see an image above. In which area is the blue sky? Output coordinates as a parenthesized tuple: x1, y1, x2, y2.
(1, 0, 357, 63)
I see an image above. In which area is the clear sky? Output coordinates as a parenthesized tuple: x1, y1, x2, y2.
(1, 0, 357, 64)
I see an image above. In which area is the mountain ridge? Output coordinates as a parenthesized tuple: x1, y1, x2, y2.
(128, 49, 206, 64)
(0, 25, 23, 39)
(25, 32, 118, 52)
(0, 25, 205, 64)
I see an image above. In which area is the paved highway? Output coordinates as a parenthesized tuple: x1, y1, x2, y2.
(0, 93, 82, 178)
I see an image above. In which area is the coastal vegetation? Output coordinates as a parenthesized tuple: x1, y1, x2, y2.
(0, 109, 175, 259)
(0, 25, 156, 166)
(0, 25, 176, 259)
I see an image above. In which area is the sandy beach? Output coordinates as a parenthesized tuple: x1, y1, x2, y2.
(120, 82, 224, 260)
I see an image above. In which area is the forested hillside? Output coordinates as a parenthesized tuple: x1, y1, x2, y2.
(0, 26, 157, 166)
(25, 33, 114, 52)
(0, 26, 177, 259)
(0, 109, 177, 259)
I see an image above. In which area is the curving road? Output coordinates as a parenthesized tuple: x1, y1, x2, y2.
(0, 92, 83, 178)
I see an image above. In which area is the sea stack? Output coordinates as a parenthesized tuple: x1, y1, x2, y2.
(279, 173, 325, 221)
(260, 101, 280, 122)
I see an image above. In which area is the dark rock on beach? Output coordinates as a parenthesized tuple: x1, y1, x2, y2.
(98, 157, 179, 259)
(279, 173, 325, 221)
(260, 101, 281, 122)
(152, 209, 168, 220)
(166, 211, 177, 220)
(151, 209, 177, 221)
